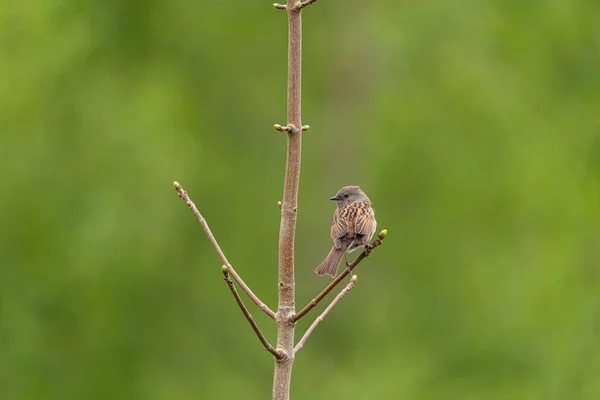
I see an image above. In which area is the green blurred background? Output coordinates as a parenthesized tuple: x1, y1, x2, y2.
(1, 0, 600, 399)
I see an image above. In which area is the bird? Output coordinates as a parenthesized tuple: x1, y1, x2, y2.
(315, 186, 377, 277)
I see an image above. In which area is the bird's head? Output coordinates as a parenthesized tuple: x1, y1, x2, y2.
(329, 186, 367, 208)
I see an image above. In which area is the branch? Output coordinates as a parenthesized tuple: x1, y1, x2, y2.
(174, 181, 276, 319)
(222, 266, 283, 359)
(294, 275, 357, 355)
(273, 0, 304, 397)
(293, 229, 387, 322)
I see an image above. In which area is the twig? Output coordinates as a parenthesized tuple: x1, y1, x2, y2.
(297, 0, 318, 10)
(273, 0, 318, 10)
(174, 181, 276, 319)
(293, 229, 387, 322)
(222, 266, 283, 359)
(273, 124, 295, 133)
(274, 124, 309, 133)
(294, 275, 357, 355)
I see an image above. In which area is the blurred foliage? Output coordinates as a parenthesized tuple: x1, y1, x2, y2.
(1, 0, 600, 399)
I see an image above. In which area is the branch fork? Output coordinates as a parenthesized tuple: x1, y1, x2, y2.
(174, 182, 387, 395)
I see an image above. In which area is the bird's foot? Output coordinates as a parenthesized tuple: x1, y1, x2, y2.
(345, 260, 352, 278)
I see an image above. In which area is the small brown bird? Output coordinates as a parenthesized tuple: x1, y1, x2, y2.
(315, 186, 377, 277)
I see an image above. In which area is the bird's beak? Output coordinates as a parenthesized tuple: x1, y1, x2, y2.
(329, 196, 340, 201)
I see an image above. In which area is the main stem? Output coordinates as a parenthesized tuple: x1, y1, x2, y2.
(273, 2, 303, 400)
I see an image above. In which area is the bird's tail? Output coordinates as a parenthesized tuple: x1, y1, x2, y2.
(315, 246, 345, 277)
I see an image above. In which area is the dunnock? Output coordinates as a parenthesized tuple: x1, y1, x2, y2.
(315, 186, 377, 277)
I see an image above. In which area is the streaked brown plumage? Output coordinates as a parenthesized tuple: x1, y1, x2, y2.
(315, 186, 377, 277)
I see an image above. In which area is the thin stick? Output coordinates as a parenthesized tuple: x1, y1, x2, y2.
(293, 229, 387, 322)
(222, 266, 283, 359)
(294, 275, 357, 355)
(174, 181, 276, 319)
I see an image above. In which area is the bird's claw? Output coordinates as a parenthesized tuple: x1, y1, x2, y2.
(345, 260, 352, 277)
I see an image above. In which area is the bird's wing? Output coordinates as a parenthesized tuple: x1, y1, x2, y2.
(330, 208, 349, 249)
(355, 203, 376, 238)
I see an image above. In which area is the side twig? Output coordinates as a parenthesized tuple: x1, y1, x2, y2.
(294, 275, 358, 355)
(273, 0, 318, 10)
(297, 0, 318, 10)
(273, 124, 295, 133)
(274, 124, 310, 132)
(174, 181, 276, 319)
(222, 266, 283, 359)
(293, 229, 387, 322)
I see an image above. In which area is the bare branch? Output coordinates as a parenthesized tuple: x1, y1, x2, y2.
(222, 266, 283, 359)
(297, 0, 318, 10)
(273, 3, 287, 9)
(273, 0, 304, 396)
(174, 181, 276, 319)
(301, 125, 310, 131)
(293, 229, 387, 322)
(294, 275, 357, 355)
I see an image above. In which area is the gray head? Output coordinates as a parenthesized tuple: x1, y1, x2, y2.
(329, 186, 368, 208)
